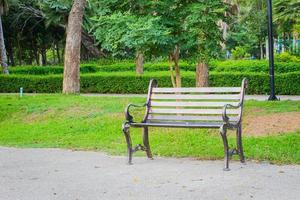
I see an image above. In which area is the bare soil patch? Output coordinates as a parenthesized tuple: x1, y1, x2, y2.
(243, 112, 300, 136)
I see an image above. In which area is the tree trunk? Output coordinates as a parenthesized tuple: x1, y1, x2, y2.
(266, 37, 269, 60)
(56, 42, 61, 63)
(135, 51, 144, 75)
(52, 46, 56, 63)
(63, 0, 87, 94)
(7, 38, 15, 66)
(282, 33, 285, 52)
(31, 38, 40, 66)
(0, 16, 8, 74)
(295, 32, 299, 53)
(168, 54, 176, 88)
(41, 47, 47, 66)
(17, 36, 22, 66)
(173, 45, 181, 87)
(260, 41, 264, 60)
(81, 30, 104, 58)
(196, 62, 209, 87)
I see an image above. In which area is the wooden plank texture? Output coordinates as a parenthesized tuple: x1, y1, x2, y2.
(151, 94, 240, 100)
(148, 115, 239, 122)
(150, 101, 239, 107)
(152, 87, 241, 93)
(149, 108, 240, 115)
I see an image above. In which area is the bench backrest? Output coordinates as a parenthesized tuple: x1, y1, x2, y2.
(143, 79, 247, 123)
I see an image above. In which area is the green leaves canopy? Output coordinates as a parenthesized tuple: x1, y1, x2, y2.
(91, 13, 170, 57)
(91, 0, 227, 61)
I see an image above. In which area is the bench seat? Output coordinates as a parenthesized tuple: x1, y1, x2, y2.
(130, 121, 236, 128)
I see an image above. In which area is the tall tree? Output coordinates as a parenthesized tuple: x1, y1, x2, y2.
(63, 0, 86, 94)
(0, 0, 8, 74)
(184, 1, 227, 87)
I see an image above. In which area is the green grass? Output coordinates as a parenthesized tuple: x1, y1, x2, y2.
(0, 95, 299, 164)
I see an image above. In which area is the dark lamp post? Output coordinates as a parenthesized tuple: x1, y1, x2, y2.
(267, 0, 279, 101)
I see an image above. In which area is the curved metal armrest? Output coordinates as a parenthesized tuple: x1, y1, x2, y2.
(125, 103, 147, 123)
(222, 103, 242, 126)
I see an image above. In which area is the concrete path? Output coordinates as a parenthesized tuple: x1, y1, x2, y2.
(1, 147, 300, 200)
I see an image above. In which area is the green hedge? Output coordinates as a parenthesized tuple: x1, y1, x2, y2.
(210, 60, 300, 73)
(9, 60, 300, 75)
(9, 65, 98, 75)
(1, 71, 299, 94)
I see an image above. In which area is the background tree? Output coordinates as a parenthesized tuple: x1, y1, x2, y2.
(184, 1, 227, 87)
(0, 0, 9, 74)
(63, 0, 86, 94)
(92, 12, 170, 75)
(274, 0, 300, 54)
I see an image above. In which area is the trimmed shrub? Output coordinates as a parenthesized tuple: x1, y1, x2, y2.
(9, 60, 300, 75)
(1, 71, 299, 94)
(9, 66, 63, 75)
(275, 52, 300, 62)
(9, 65, 98, 75)
(0, 75, 62, 93)
(210, 60, 300, 73)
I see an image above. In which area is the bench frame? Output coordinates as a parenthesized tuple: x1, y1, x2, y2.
(122, 78, 248, 170)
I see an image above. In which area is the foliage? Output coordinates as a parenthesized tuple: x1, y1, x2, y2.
(183, 1, 227, 62)
(8, 60, 300, 75)
(275, 52, 300, 62)
(274, 0, 300, 24)
(0, 95, 300, 164)
(210, 60, 300, 73)
(231, 46, 250, 60)
(91, 13, 170, 57)
(2, 0, 300, 66)
(225, 24, 256, 55)
(226, 0, 268, 58)
(91, 0, 227, 62)
(1, 71, 300, 94)
(3, 0, 65, 66)
(9, 65, 97, 75)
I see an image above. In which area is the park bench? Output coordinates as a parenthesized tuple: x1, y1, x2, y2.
(122, 78, 248, 170)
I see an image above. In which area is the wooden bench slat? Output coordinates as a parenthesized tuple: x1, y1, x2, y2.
(150, 101, 239, 107)
(148, 115, 239, 122)
(149, 108, 240, 115)
(151, 94, 240, 100)
(152, 87, 241, 93)
(131, 122, 223, 128)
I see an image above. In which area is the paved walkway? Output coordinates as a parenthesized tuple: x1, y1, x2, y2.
(1, 147, 300, 200)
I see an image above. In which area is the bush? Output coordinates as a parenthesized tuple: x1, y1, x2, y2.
(9, 65, 98, 75)
(9, 66, 63, 75)
(231, 46, 250, 60)
(9, 62, 196, 74)
(10, 60, 300, 75)
(1, 71, 299, 94)
(210, 60, 300, 73)
(275, 52, 300, 62)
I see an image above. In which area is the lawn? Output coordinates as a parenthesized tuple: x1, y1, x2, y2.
(0, 94, 299, 164)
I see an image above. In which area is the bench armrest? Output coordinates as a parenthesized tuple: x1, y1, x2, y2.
(222, 103, 242, 126)
(125, 103, 147, 123)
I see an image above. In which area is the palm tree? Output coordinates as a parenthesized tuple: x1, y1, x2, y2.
(0, 0, 8, 74)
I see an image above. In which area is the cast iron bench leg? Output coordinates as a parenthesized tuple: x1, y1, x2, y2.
(143, 127, 153, 159)
(237, 124, 245, 163)
(220, 125, 230, 171)
(122, 123, 133, 165)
